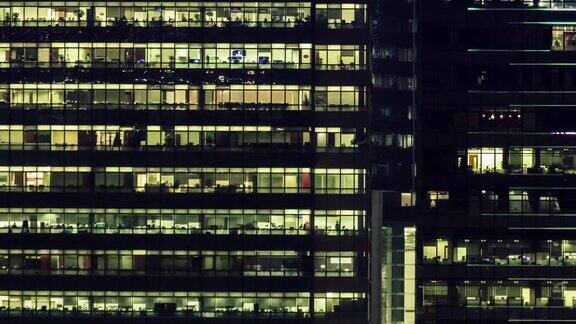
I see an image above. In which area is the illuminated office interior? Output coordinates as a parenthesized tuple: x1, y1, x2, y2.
(0, 0, 370, 323)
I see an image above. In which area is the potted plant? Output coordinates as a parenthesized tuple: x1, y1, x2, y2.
(76, 9, 85, 21)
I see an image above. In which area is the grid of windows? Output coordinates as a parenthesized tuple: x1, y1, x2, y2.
(0, 208, 364, 235)
(3, 42, 318, 69)
(0, 166, 365, 194)
(0, 125, 362, 152)
(0, 42, 367, 70)
(423, 281, 576, 309)
(465, 147, 576, 175)
(0, 290, 366, 318)
(0, 291, 314, 317)
(0, 0, 370, 321)
(423, 238, 576, 266)
(0, 2, 366, 29)
(0, 249, 359, 277)
(0, 84, 365, 111)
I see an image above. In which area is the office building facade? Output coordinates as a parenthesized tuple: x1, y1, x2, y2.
(0, 1, 369, 322)
(419, 0, 576, 322)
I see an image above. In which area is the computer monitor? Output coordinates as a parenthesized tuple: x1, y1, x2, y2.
(231, 49, 246, 58)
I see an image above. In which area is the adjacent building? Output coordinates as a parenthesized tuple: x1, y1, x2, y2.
(419, 0, 576, 322)
(370, 0, 416, 322)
